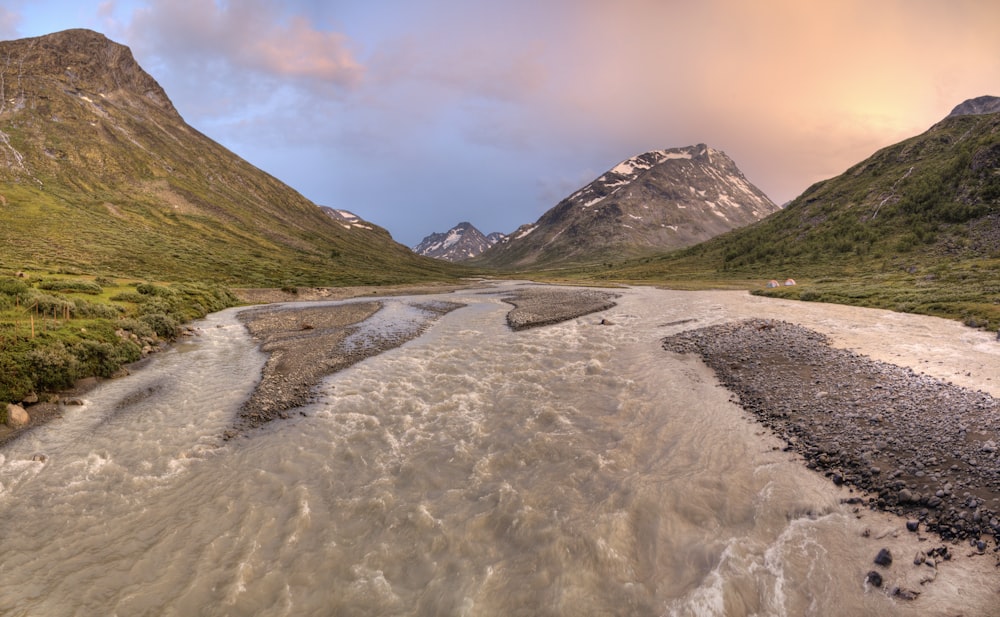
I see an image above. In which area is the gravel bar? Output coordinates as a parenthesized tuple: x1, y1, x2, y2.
(663, 318, 1000, 551)
(502, 288, 619, 330)
(232, 299, 463, 435)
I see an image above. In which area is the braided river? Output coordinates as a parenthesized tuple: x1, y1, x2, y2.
(1, 284, 999, 616)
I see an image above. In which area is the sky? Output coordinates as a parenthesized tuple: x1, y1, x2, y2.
(2, 1, 999, 247)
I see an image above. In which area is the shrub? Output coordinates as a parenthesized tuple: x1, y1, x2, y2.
(0, 352, 33, 403)
(73, 299, 123, 319)
(27, 342, 79, 391)
(72, 338, 140, 378)
(139, 313, 180, 339)
(116, 317, 156, 340)
(109, 291, 146, 303)
(37, 280, 103, 294)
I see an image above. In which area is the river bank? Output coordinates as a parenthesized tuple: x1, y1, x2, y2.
(664, 319, 1000, 558)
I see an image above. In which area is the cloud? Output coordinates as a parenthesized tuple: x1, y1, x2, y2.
(124, 0, 362, 109)
(0, 5, 22, 39)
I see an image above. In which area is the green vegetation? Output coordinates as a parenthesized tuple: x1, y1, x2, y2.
(0, 270, 238, 405)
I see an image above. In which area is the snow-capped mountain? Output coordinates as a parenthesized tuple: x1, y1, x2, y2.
(413, 222, 507, 261)
(477, 144, 779, 268)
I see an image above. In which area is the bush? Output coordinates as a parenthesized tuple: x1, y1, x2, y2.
(36, 280, 103, 294)
(116, 317, 156, 340)
(109, 291, 146, 303)
(139, 313, 180, 339)
(27, 342, 79, 391)
(72, 338, 140, 378)
(136, 283, 175, 297)
(73, 299, 123, 319)
(0, 352, 33, 403)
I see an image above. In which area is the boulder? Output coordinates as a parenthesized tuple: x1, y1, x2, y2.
(5, 403, 29, 428)
(874, 548, 893, 567)
(865, 570, 883, 587)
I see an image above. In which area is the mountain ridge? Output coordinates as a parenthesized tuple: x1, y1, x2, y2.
(0, 29, 455, 286)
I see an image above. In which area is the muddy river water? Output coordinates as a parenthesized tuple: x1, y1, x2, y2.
(1, 285, 999, 616)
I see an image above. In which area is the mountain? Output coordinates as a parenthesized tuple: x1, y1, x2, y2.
(947, 95, 1000, 118)
(0, 29, 456, 286)
(413, 222, 506, 261)
(597, 97, 1000, 328)
(474, 144, 779, 269)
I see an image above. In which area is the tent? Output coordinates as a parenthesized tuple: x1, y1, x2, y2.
(766, 280, 780, 288)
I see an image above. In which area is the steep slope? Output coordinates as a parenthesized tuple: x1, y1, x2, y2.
(413, 222, 505, 261)
(0, 29, 455, 286)
(476, 144, 778, 269)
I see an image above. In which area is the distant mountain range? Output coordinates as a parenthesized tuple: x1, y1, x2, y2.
(471, 144, 779, 269)
(0, 29, 454, 286)
(412, 222, 506, 261)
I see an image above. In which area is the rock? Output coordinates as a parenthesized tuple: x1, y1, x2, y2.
(982, 440, 997, 453)
(906, 520, 919, 532)
(898, 488, 915, 503)
(62, 398, 85, 406)
(892, 587, 920, 601)
(5, 403, 29, 428)
(31, 453, 47, 462)
(865, 570, 883, 587)
(22, 392, 39, 404)
(913, 550, 926, 565)
(874, 548, 893, 567)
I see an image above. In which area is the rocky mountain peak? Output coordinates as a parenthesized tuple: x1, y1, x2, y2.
(475, 144, 778, 268)
(947, 96, 1000, 118)
(1, 29, 176, 115)
(413, 221, 505, 261)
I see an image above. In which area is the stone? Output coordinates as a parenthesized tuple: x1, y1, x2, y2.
(865, 570, 883, 587)
(5, 403, 29, 428)
(892, 587, 920, 601)
(906, 520, 919, 532)
(22, 392, 39, 404)
(874, 548, 893, 567)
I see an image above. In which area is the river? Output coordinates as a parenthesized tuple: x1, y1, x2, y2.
(1, 284, 998, 616)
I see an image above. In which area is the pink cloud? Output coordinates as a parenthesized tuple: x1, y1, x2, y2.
(128, 0, 362, 88)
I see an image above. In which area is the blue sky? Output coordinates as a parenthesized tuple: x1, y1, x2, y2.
(2, 1, 999, 246)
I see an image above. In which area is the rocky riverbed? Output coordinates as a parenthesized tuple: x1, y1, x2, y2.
(663, 318, 1000, 553)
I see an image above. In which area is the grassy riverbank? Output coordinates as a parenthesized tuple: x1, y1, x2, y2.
(0, 269, 239, 413)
